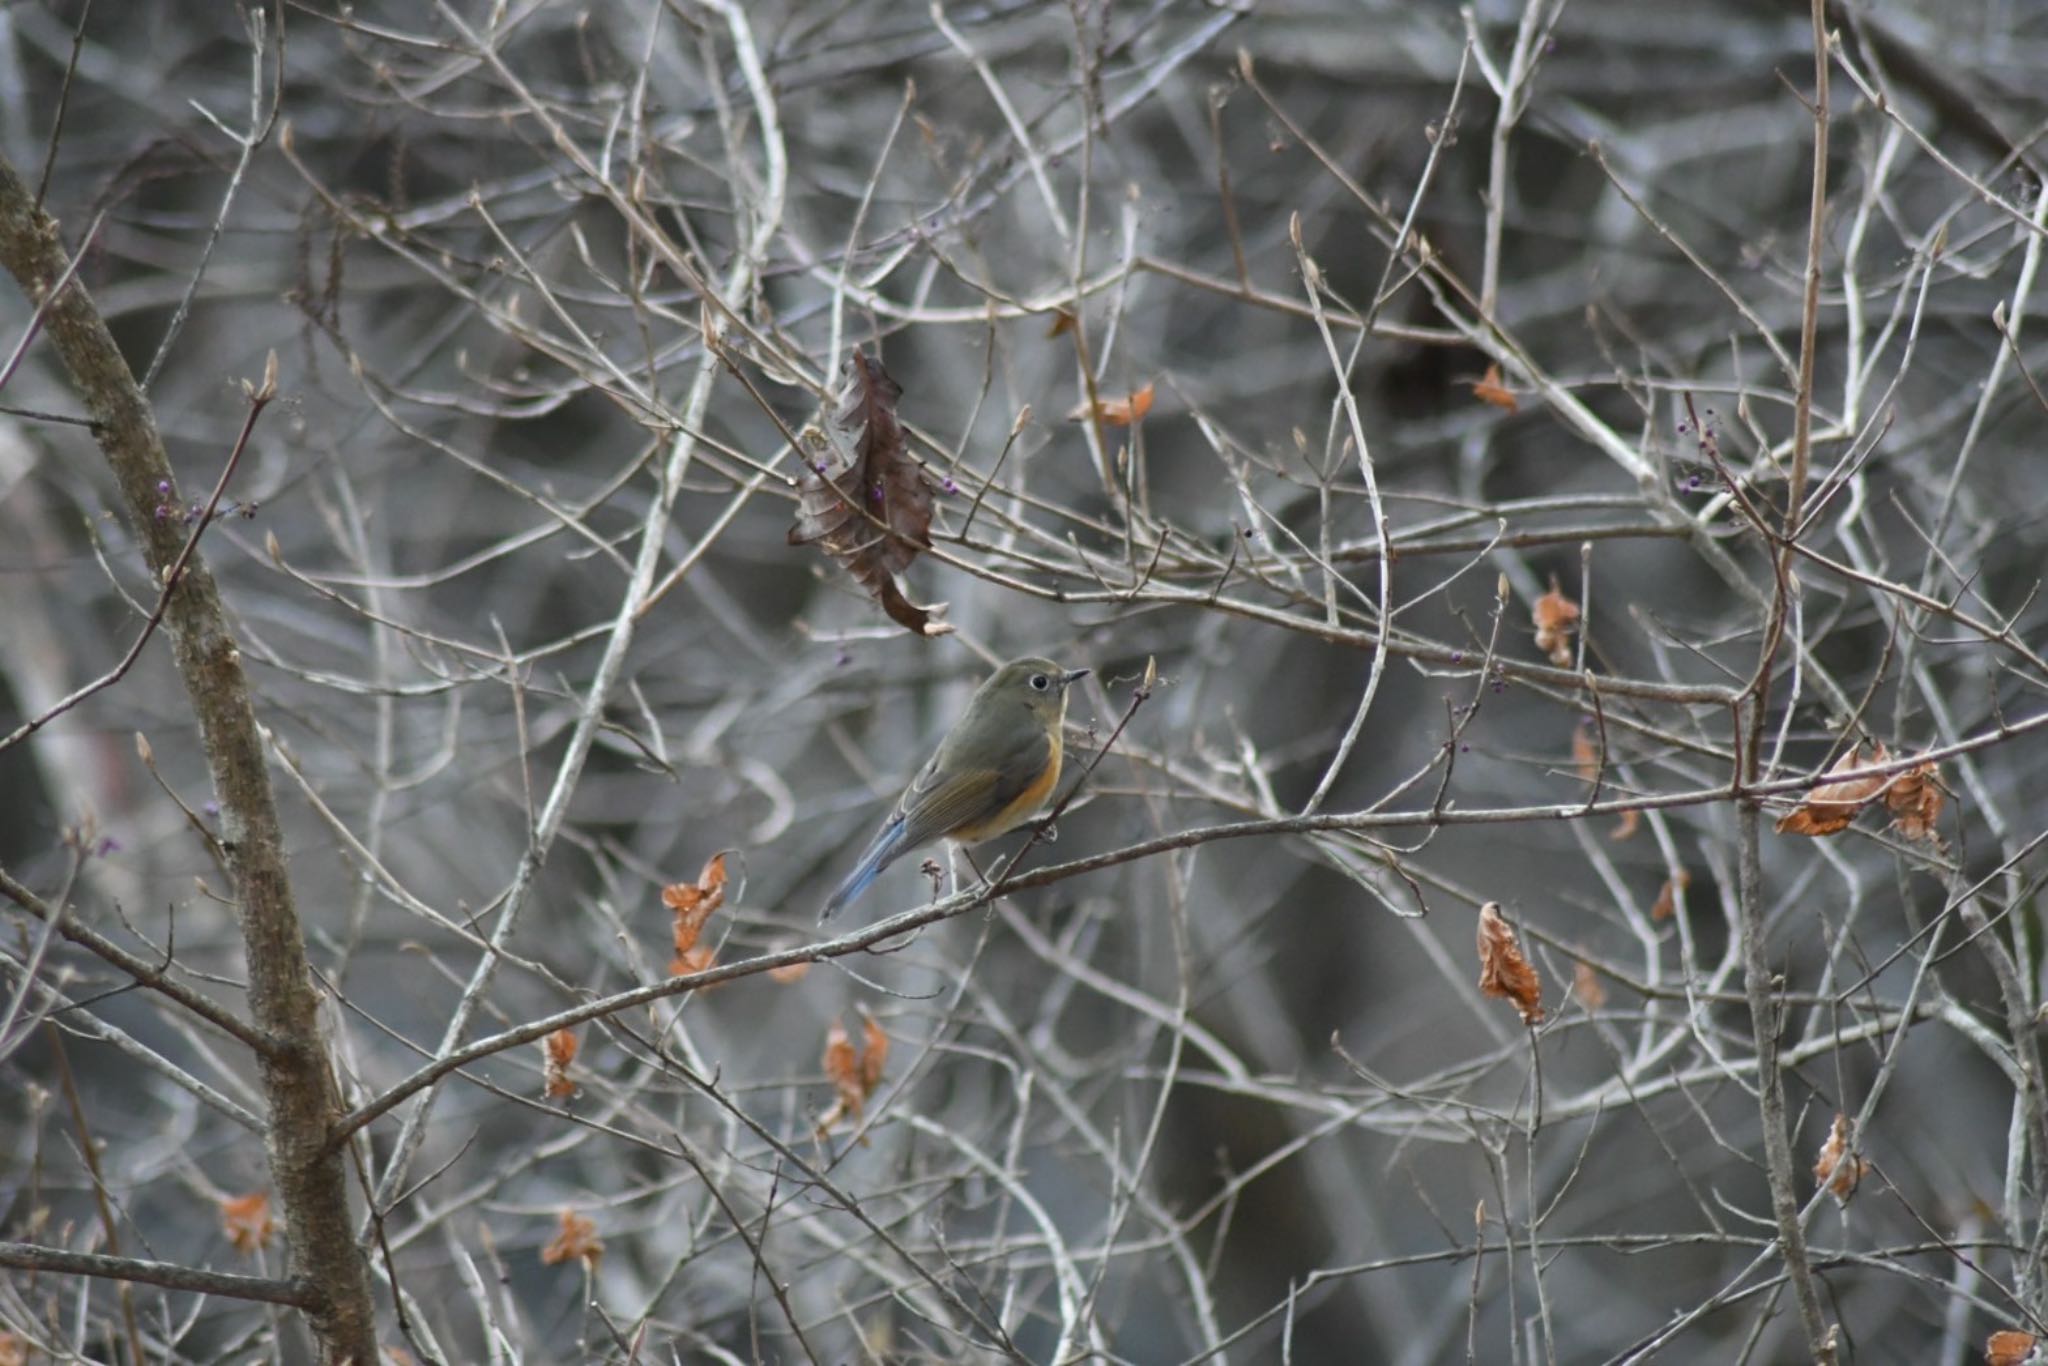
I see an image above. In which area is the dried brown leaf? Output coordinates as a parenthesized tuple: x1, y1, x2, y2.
(817, 1019, 863, 1135)
(860, 1012, 890, 1093)
(1470, 363, 1519, 412)
(663, 853, 727, 972)
(1046, 308, 1076, 337)
(0, 1333, 22, 1366)
(1987, 1329, 2043, 1366)
(1650, 870, 1691, 921)
(817, 1014, 890, 1137)
(220, 1192, 275, 1254)
(1813, 1112, 1870, 1202)
(1066, 381, 1155, 426)
(669, 944, 717, 978)
(1476, 902, 1544, 1025)
(1572, 958, 1607, 1011)
(1532, 578, 1580, 667)
(1609, 807, 1641, 842)
(1886, 758, 1945, 844)
(1571, 721, 1599, 786)
(787, 351, 951, 637)
(542, 1027, 579, 1100)
(1775, 742, 1891, 836)
(768, 960, 812, 984)
(541, 1209, 603, 1268)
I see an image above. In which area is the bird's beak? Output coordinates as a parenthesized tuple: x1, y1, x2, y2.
(1060, 668, 1091, 689)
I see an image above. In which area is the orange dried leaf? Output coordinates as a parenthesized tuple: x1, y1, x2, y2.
(0, 1334, 22, 1366)
(1470, 363, 1519, 412)
(1609, 807, 1641, 842)
(1813, 1113, 1870, 1202)
(1650, 870, 1691, 921)
(1987, 1330, 2043, 1366)
(1571, 722, 1599, 787)
(1476, 902, 1544, 1025)
(541, 1209, 603, 1268)
(787, 351, 951, 637)
(1067, 382, 1155, 426)
(817, 1019, 863, 1135)
(823, 1020, 860, 1099)
(1572, 958, 1607, 1011)
(542, 1027, 579, 1099)
(1886, 758, 1944, 844)
(1776, 742, 1891, 836)
(220, 1192, 275, 1254)
(663, 853, 728, 959)
(1532, 579, 1581, 667)
(668, 944, 717, 978)
(768, 960, 812, 984)
(817, 1015, 890, 1137)
(860, 1012, 890, 1093)
(1046, 308, 1077, 338)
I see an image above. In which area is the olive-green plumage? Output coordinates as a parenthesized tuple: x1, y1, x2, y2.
(820, 656, 1089, 921)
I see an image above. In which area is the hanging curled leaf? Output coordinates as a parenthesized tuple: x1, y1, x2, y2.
(818, 1019, 861, 1135)
(542, 1028, 579, 1100)
(1813, 1112, 1870, 1203)
(1476, 901, 1544, 1025)
(788, 351, 951, 636)
(1532, 577, 1580, 667)
(817, 1011, 891, 1138)
(540, 1209, 603, 1269)
(663, 853, 728, 977)
(859, 1011, 890, 1093)
(1470, 363, 1519, 412)
(1571, 956, 1607, 1011)
(1775, 741, 1890, 836)
(1885, 757, 1945, 845)
(1571, 720, 1598, 786)
(1649, 870, 1690, 921)
(220, 1192, 275, 1254)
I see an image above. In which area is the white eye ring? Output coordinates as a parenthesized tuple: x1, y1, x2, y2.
(1029, 673, 1050, 691)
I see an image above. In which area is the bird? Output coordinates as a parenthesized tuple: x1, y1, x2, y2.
(820, 656, 1090, 922)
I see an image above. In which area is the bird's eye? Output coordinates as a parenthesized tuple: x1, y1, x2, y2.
(1029, 673, 1050, 691)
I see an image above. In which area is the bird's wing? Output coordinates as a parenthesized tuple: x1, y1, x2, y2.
(895, 720, 1051, 846)
(893, 764, 1010, 850)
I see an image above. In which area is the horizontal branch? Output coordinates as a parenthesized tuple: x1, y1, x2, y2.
(0, 1241, 314, 1307)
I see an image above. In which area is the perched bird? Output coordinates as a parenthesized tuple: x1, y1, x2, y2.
(820, 656, 1090, 921)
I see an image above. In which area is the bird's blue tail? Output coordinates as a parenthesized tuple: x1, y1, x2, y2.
(819, 818, 906, 923)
